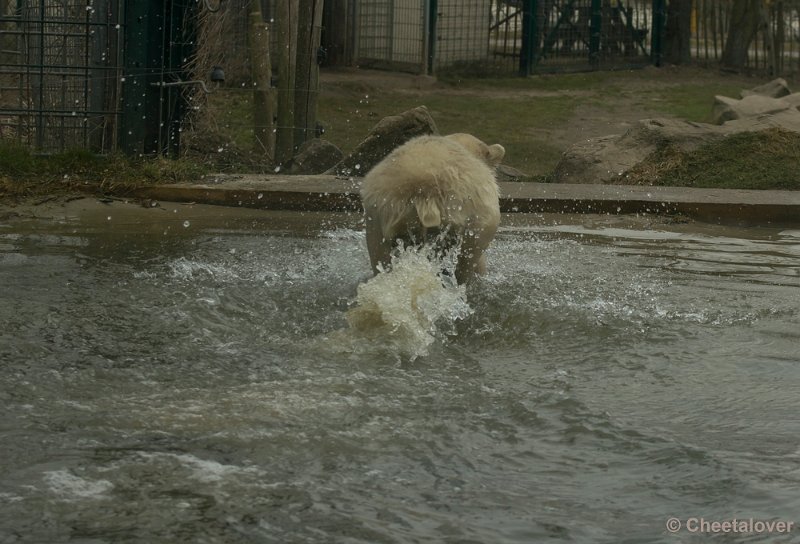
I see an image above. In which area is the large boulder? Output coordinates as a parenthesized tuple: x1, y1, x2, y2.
(286, 138, 343, 175)
(552, 118, 727, 184)
(328, 106, 439, 176)
(712, 94, 796, 125)
(552, 112, 800, 184)
(554, 77, 800, 185)
(740, 77, 791, 99)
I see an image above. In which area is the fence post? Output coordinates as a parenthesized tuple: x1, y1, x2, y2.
(426, 0, 438, 74)
(589, 0, 602, 69)
(294, 0, 324, 148)
(119, 0, 162, 156)
(119, 0, 196, 157)
(274, 0, 297, 166)
(519, 0, 536, 76)
(249, 9, 274, 157)
(650, 0, 666, 66)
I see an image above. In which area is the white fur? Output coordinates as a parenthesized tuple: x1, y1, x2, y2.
(360, 133, 505, 284)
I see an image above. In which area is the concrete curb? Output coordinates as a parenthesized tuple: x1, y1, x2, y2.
(132, 174, 800, 226)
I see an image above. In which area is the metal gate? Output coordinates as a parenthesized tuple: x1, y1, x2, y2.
(355, 0, 429, 73)
(493, 0, 655, 75)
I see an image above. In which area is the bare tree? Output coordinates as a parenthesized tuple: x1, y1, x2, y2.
(664, 0, 693, 64)
(720, 0, 762, 71)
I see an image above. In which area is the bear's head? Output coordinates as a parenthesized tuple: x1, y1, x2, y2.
(445, 133, 505, 167)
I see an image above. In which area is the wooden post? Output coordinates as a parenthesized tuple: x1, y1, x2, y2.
(249, 10, 275, 157)
(275, 0, 298, 165)
(294, 0, 324, 148)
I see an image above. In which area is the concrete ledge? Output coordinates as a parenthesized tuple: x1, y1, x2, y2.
(132, 174, 800, 226)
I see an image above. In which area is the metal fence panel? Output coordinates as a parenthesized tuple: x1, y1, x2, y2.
(0, 0, 123, 153)
(435, 0, 490, 68)
(356, 0, 426, 72)
(493, 0, 653, 74)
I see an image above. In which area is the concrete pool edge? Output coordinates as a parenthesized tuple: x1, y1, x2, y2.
(131, 174, 800, 226)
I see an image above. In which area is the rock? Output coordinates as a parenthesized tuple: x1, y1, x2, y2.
(740, 78, 791, 99)
(780, 92, 800, 108)
(712, 94, 794, 125)
(553, 79, 800, 185)
(287, 138, 343, 175)
(553, 118, 727, 184)
(328, 106, 439, 176)
(495, 164, 529, 182)
(724, 107, 800, 133)
(552, 114, 800, 184)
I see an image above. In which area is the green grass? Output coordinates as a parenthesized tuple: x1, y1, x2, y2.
(623, 129, 800, 190)
(316, 67, 760, 176)
(190, 67, 797, 188)
(634, 82, 749, 123)
(318, 88, 578, 174)
(3, 67, 795, 198)
(0, 143, 208, 200)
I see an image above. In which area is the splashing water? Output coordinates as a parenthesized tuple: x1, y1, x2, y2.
(340, 242, 473, 360)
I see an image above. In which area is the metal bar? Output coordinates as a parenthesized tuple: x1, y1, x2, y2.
(36, 0, 44, 150)
(82, 0, 90, 149)
(0, 64, 119, 71)
(0, 16, 114, 26)
(0, 107, 120, 115)
(519, 0, 536, 75)
(427, 0, 437, 73)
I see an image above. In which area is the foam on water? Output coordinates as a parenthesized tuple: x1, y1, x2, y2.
(43, 470, 114, 501)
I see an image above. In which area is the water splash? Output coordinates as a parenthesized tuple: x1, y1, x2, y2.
(334, 243, 473, 361)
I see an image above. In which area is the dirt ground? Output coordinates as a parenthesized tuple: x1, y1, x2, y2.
(320, 65, 766, 172)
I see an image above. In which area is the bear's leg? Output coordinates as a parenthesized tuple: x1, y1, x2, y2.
(365, 211, 393, 275)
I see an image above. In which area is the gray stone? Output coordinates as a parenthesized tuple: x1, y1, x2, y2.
(328, 106, 439, 176)
(780, 92, 800, 108)
(740, 78, 791, 99)
(495, 164, 529, 182)
(287, 138, 343, 175)
(712, 94, 794, 125)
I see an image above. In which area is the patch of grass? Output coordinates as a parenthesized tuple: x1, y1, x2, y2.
(0, 142, 208, 200)
(191, 67, 765, 179)
(636, 83, 747, 123)
(623, 129, 800, 190)
(318, 83, 580, 174)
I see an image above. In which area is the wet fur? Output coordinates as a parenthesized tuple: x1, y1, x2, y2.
(361, 133, 504, 284)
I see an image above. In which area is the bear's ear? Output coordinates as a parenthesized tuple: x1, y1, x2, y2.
(487, 144, 505, 166)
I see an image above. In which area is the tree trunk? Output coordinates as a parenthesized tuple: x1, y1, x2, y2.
(293, 0, 324, 148)
(275, 0, 298, 165)
(248, 10, 274, 157)
(720, 0, 761, 71)
(663, 0, 693, 64)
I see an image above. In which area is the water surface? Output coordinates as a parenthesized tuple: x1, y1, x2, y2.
(1, 202, 798, 543)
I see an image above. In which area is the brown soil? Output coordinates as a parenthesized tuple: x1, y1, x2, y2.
(321, 65, 764, 168)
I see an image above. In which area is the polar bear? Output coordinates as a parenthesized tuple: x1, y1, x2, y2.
(360, 133, 505, 284)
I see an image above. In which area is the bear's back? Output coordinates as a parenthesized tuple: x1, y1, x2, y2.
(361, 135, 497, 206)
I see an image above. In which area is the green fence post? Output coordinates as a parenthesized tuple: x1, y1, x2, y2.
(519, 0, 537, 76)
(426, 0, 438, 74)
(119, 0, 162, 156)
(650, 0, 666, 66)
(119, 0, 196, 157)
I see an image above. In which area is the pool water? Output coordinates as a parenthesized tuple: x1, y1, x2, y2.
(1, 202, 798, 543)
